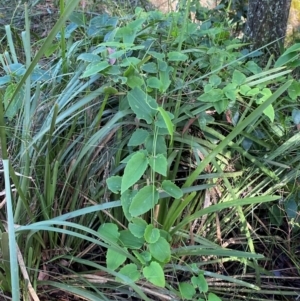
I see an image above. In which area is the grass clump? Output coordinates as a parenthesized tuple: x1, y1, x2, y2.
(0, 1, 300, 301)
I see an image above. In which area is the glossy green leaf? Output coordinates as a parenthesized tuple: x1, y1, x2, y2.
(129, 185, 159, 217)
(106, 176, 122, 193)
(107, 248, 127, 270)
(162, 180, 183, 199)
(121, 151, 149, 194)
(148, 237, 171, 263)
(143, 261, 165, 287)
(128, 129, 149, 146)
(179, 282, 196, 300)
(127, 87, 158, 124)
(144, 224, 160, 244)
(149, 154, 167, 176)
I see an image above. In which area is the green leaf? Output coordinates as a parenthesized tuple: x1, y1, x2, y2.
(179, 282, 196, 300)
(223, 83, 237, 101)
(256, 88, 272, 104)
(121, 151, 149, 194)
(269, 205, 283, 226)
(107, 248, 127, 270)
(119, 230, 144, 249)
(157, 107, 174, 140)
(284, 197, 298, 220)
(127, 75, 144, 88)
(191, 274, 208, 293)
(127, 87, 158, 124)
(246, 87, 260, 96)
(128, 129, 149, 146)
(213, 99, 228, 114)
(98, 223, 120, 244)
(106, 65, 121, 75)
(159, 229, 172, 242)
(4, 83, 23, 120)
(245, 61, 262, 74)
(162, 180, 183, 199)
(141, 62, 158, 73)
(104, 87, 118, 95)
(288, 80, 300, 100)
(143, 261, 165, 287)
(147, 77, 162, 89)
(239, 84, 251, 95)
(263, 105, 275, 122)
(145, 135, 167, 154)
(209, 74, 221, 86)
(159, 67, 172, 92)
(208, 292, 222, 301)
(232, 70, 246, 85)
(155, 110, 174, 128)
(198, 89, 223, 103)
(144, 224, 160, 244)
(129, 185, 159, 217)
(204, 84, 213, 93)
(149, 154, 167, 176)
(77, 53, 101, 63)
(167, 51, 188, 61)
(148, 237, 171, 263)
(117, 264, 140, 283)
(81, 61, 110, 78)
(133, 250, 152, 264)
(106, 176, 122, 193)
(121, 150, 148, 163)
(274, 51, 299, 68)
(121, 189, 137, 221)
(157, 59, 168, 71)
(129, 217, 148, 238)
